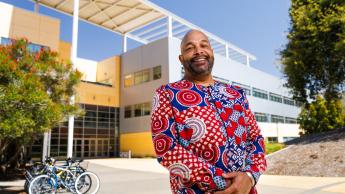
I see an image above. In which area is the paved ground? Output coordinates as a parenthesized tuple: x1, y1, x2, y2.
(1, 158, 345, 194)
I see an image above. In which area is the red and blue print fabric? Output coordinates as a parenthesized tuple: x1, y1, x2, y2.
(151, 79, 267, 194)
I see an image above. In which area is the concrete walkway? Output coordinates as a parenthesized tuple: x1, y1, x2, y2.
(1, 158, 344, 194)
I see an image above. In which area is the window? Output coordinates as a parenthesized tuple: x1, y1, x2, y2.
(153, 66, 162, 80)
(285, 117, 297, 124)
(142, 69, 150, 83)
(0, 37, 48, 52)
(125, 102, 151, 118)
(124, 74, 133, 87)
(124, 106, 132, 118)
(134, 104, 142, 117)
(232, 82, 251, 96)
(295, 101, 303, 107)
(213, 76, 230, 84)
(253, 88, 268, 99)
(269, 93, 282, 103)
(254, 112, 268, 122)
(267, 137, 278, 143)
(271, 114, 285, 123)
(283, 97, 295, 106)
(142, 102, 151, 116)
(283, 137, 296, 142)
(134, 71, 143, 85)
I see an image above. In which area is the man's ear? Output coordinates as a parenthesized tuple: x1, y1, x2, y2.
(179, 55, 183, 64)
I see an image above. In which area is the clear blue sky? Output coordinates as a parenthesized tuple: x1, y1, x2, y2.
(1, 0, 291, 78)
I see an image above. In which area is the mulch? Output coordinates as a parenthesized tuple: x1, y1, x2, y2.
(265, 128, 345, 177)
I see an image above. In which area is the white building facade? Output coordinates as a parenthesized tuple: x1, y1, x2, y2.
(120, 37, 301, 145)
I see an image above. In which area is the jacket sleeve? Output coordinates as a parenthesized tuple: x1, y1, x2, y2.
(241, 91, 267, 185)
(151, 86, 227, 192)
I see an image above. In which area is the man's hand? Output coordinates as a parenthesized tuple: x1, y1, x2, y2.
(214, 172, 252, 194)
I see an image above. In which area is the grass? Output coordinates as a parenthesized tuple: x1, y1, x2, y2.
(265, 142, 286, 155)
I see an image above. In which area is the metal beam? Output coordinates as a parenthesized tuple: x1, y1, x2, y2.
(55, 0, 70, 9)
(114, 10, 156, 31)
(101, 3, 145, 26)
(92, 1, 118, 28)
(87, 0, 123, 20)
(172, 26, 189, 37)
(133, 21, 166, 37)
(142, 28, 167, 40)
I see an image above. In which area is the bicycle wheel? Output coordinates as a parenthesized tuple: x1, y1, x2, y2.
(75, 171, 100, 194)
(28, 175, 56, 194)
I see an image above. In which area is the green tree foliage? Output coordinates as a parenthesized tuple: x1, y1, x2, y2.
(0, 39, 81, 170)
(281, 0, 345, 103)
(298, 96, 345, 134)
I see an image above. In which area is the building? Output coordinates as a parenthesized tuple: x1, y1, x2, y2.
(0, 0, 301, 159)
(0, 2, 121, 159)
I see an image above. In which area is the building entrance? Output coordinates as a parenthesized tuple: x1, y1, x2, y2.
(73, 138, 109, 158)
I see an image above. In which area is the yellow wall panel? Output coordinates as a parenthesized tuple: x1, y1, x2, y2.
(58, 41, 71, 62)
(9, 7, 60, 51)
(120, 131, 156, 157)
(75, 82, 118, 107)
(96, 56, 121, 106)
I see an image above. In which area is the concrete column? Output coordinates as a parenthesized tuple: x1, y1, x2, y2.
(246, 55, 250, 67)
(225, 44, 229, 59)
(34, 0, 39, 13)
(122, 34, 127, 53)
(67, 0, 80, 158)
(167, 16, 172, 38)
(42, 132, 48, 161)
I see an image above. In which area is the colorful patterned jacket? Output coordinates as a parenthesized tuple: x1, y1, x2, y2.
(151, 79, 267, 194)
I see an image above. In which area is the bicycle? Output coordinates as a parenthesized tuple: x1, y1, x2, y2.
(26, 157, 99, 194)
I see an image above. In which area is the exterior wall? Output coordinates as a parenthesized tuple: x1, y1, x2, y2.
(120, 131, 155, 157)
(74, 58, 98, 82)
(0, 2, 13, 38)
(120, 38, 169, 133)
(259, 122, 301, 143)
(75, 82, 118, 107)
(120, 37, 302, 156)
(58, 41, 71, 62)
(0, 3, 60, 51)
(97, 56, 121, 107)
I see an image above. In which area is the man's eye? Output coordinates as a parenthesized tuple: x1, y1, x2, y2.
(185, 47, 192, 51)
(201, 44, 209, 48)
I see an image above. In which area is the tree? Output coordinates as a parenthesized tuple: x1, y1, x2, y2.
(281, 0, 345, 104)
(0, 38, 81, 172)
(298, 96, 345, 134)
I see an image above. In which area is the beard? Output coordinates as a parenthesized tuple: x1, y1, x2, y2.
(183, 56, 214, 77)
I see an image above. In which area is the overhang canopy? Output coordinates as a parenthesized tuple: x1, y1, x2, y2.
(35, 0, 256, 65)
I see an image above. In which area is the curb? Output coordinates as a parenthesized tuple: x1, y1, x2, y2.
(265, 145, 295, 158)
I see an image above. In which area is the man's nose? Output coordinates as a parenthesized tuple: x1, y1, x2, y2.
(194, 46, 204, 55)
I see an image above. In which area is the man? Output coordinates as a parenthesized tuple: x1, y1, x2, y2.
(151, 30, 266, 194)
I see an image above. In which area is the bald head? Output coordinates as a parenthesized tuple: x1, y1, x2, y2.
(180, 30, 210, 52)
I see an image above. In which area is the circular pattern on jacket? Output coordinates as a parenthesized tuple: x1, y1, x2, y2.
(222, 148, 230, 169)
(153, 134, 172, 156)
(185, 117, 206, 143)
(151, 117, 169, 135)
(197, 144, 220, 164)
(169, 81, 193, 90)
(176, 90, 202, 107)
(168, 163, 191, 181)
(152, 93, 159, 111)
(219, 86, 241, 99)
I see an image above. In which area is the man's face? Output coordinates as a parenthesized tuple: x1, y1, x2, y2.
(179, 31, 214, 77)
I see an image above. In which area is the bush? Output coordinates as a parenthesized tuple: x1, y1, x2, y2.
(298, 96, 345, 134)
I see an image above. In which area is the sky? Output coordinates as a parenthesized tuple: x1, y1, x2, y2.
(1, 0, 291, 78)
